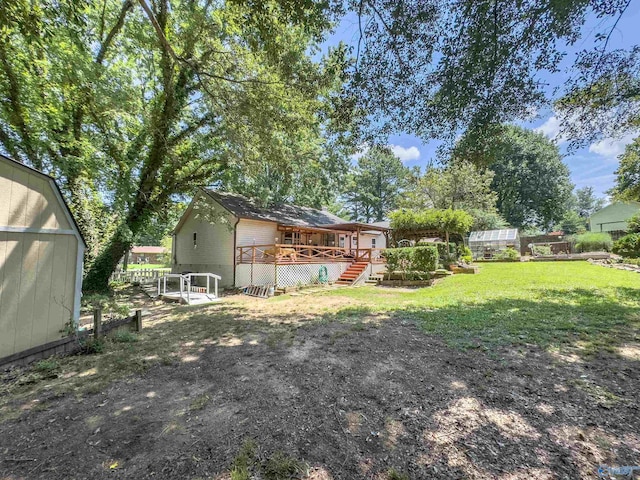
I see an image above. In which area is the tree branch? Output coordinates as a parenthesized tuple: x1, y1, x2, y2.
(96, 0, 133, 65)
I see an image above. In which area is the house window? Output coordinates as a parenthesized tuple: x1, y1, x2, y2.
(371, 238, 376, 248)
(283, 232, 300, 245)
(352, 236, 357, 246)
(193, 232, 197, 248)
(339, 236, 345, 248)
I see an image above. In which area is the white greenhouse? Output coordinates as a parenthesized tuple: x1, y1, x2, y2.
(468, 229, 520, 259)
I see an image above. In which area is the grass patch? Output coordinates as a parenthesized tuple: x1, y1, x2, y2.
(189, 393, 211, 411)
(34, 358, 59, 373)
(325, 262, 640, 351)
(111, 330, 139, 343)
(387, 468, 410, 480)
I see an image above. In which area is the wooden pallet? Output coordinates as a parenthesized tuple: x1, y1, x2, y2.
(243, 284, 273, 298)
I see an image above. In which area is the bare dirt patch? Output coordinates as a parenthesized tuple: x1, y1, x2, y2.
(1, 312, 639, 479)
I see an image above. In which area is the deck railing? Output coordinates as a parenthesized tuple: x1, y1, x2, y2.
(236, 244, 386, 264)
(111, 267, 171, 285)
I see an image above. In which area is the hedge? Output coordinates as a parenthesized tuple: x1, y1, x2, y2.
(612, 233, 640, 258)
(382, 246, 439, 276)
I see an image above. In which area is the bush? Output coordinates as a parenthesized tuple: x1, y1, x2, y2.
(383, 246, 439, 277)
(532, 245, 552, 256)
(493, 248, 520, 261)
(612, 233, 640, 258)
(622, 257, 640, 266)
(416, 241, 457, 262)
(459, 245, 472, 263)
(574, 232, 612, 253)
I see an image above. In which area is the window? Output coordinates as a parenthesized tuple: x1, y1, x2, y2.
(193, 232, 197, 248)
(339, 236, 345, 248)
(371, 238, 376, 248)
(352, 236, 357, 246)
(284, 232, 300, 245)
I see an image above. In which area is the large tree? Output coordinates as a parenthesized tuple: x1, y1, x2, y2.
(0, 0, 348, 292)
(342, 146, 410, 222)
(610, 137, 640, 202)
(484, 126, 573, 230)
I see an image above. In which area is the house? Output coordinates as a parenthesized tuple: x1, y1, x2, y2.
(172, 190, 388, 288)
(128, 245, 167, 264)
(0, 154, 86, 360)
(589, 202, 640, 240)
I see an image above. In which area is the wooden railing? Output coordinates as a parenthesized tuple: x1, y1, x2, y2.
(236, 244, 386, 264)
(111, 267, 171, 285)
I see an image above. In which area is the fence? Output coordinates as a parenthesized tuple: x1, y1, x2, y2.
(111, 268, 171, 285)
(0, 309, 143, 369)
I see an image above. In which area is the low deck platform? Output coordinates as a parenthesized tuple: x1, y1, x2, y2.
(161, 291, 220, 305)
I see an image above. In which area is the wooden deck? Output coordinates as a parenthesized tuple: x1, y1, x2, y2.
(236, 244, 386, 265)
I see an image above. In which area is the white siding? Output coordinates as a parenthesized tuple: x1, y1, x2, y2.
(236, 219, 279, 247)
(358, 232, 386, 249)
(173, 194, 237, 287)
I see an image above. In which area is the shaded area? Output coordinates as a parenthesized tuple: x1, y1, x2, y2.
(0, 312, 638, 479)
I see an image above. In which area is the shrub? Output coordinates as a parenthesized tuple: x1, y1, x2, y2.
(574, 232, 612, 253)
(493, 248, 520, 261)
(416, 241, 456, 262)
(383, 246, 439, 276)
(627, 212, 640, 233)
(532, 245, 552, 256)
(622, 257, 640, 266)
(412, 246, 439, 272)
(459, 245, 472, 263)
(612, 233, 640, 258)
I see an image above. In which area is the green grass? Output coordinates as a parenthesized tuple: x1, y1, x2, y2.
(319, 262, 640, 351)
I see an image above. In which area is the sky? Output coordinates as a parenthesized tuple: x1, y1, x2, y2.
(321, 4, 640, 199)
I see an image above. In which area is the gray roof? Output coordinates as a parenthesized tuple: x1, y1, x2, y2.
(370, 221, 390, 229)
(204, 190, 346, 227)
(469, 229, 519, 243)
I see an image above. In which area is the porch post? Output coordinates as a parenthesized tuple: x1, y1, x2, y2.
(356, 226, 361, 260)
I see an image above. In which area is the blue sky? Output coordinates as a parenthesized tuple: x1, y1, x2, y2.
(322, 4, 640, 198)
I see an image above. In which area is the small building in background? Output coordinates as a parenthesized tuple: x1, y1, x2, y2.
(129, 245, 167, 264)
(468, 229, 520, 259)
(0, 155, 86, 361)
(588, 202, 640, 240)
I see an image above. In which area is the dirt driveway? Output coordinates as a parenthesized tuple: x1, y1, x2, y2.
(1, 307, 639, 479)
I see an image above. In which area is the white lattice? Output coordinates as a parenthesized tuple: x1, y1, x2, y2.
(235, 262, 349, 288)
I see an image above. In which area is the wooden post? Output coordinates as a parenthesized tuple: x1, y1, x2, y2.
(356, 226, 361, 260)
(93, 308, 102, 340)
(135, 310, 142, 332)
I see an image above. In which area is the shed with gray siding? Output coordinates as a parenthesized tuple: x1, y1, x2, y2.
(0, 155, 86, 360)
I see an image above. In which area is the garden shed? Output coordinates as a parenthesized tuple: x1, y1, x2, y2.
(0, 154, 86, 361)
(468, 229, 520, 259)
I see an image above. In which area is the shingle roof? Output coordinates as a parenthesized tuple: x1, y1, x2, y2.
(204, 190, 346, 227)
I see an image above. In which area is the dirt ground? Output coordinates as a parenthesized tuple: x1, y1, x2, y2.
(1, 296, 639, 480)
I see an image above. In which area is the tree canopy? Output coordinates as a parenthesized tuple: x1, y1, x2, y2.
(610, 137, 640, 202)
(345, 0, 634, 147)
(341, 146, 411, 222)
(0, 0, 349, 291)
(389, 209, 473, 244)
(472, 126, 574, 230)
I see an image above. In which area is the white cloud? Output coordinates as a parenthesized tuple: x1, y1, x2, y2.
(389, 144, 420, 162)
(588, 133, 636, 161)
(534, 116, 568, 144)
(350, 144, 369, 162)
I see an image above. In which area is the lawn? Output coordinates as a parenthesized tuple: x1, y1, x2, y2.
(0, 261, 639, 479)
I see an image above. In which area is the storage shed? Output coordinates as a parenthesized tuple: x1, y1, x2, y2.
(468, 229, 520, 259)
(0, 155, 86, 360)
